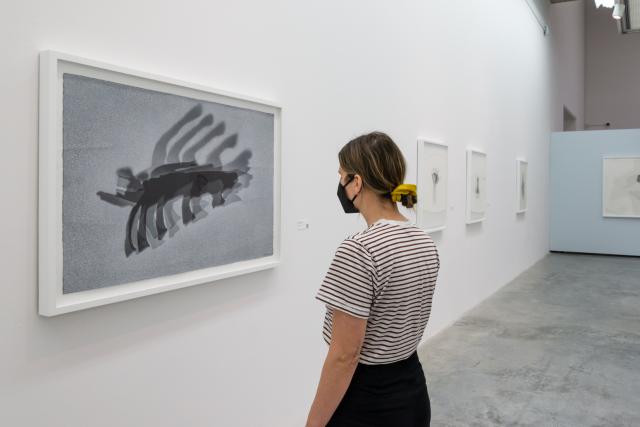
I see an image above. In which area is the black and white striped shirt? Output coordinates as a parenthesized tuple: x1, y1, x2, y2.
(315, 218, 440, 365)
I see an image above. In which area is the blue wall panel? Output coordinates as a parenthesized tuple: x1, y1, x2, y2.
(550, 129, 640, 256)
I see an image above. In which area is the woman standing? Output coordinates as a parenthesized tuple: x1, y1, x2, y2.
(305, 132, 440, 427)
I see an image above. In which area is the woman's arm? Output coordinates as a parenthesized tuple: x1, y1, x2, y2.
(306, 309, 368, 427)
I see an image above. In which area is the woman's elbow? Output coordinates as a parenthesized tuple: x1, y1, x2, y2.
(329, 345, 361, 366)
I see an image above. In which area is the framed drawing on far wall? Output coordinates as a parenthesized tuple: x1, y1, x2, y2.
(602, 156, 640, 218)
(416, 139, 448, 233)
(38, 51, 281, 316)
(516, 158, 528, 214)
(466, 148, 487, 224)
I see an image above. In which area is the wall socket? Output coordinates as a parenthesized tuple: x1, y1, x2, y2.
(296, 220, 310, 230)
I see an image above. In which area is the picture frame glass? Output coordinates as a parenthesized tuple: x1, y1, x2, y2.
(39, 52, 281, 315)
(603, 157, 640, 218)
(517, 159, 528, 213)
(417, 140, 448, 232)
(467, 150, 487, 223)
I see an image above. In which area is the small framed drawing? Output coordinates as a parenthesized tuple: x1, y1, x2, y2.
(602, 156, 640, 218)
(516, 158, 528, 214)
(416, 139, 448, 233)
(39, 51, 281, 316)
(466, 148, 487, 224)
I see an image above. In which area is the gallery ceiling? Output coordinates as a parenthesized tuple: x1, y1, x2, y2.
(551, 0, 640, 33)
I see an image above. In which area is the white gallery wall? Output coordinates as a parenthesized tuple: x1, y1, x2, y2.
(0, 1, 575, 426)
(586, 1, 640, 129)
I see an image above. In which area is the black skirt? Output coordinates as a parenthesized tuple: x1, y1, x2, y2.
(327, 351, 431, 427)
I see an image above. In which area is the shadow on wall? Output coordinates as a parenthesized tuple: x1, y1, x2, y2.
(97, 104, 254, 257)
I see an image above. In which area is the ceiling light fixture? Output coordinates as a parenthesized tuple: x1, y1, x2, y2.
(594, 0, 615, 7)
(613, 1, 626, 19)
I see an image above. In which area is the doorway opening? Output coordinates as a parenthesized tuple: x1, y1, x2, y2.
(563, 106, 577, 131)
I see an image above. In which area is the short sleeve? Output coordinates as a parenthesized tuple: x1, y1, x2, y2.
(315, 238, 375, 319)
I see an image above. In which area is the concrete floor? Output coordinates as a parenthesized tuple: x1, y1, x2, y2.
(418, 253, 640, 427)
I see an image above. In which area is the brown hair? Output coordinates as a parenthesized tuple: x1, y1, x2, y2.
(338, 131, 417, 208)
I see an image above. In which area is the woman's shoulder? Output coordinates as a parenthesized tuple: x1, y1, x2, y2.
(349, 220, 432, 247)
(338, 222, 437, 268)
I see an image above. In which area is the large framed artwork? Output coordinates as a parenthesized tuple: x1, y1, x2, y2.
(416, 139, 448, 233)
(602, 156, 640, 218)
(38, 51, 281, 316)
(516, 158, 528, 214)
(466, 148, 487, 224)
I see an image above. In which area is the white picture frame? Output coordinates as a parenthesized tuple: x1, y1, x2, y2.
(416, 139, 448, 233)
(602, 156, 640, 218)
(38, 51, 282, 316)
(516, 158, 528, 214)
(466, 148, 487, 224)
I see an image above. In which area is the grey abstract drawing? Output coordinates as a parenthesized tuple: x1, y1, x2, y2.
(62, 74, 274, 294)
(467, 150, 486, 222)
(603, 157, 640, 217)
(423, 146, 447, 215)
(517, 160, 528, 212)
(431, 168, 440, 204)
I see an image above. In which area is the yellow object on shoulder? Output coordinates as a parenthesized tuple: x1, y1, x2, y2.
(390, 184, 417, 203)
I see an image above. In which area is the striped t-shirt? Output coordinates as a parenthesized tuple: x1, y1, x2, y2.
(315, 218, 440, 365)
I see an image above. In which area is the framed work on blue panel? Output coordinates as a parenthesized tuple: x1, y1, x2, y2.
(602, 156, 640, 218)
(416, 139, 448, 233)
(38, 51, 281, 316)
(466, 148, 487, 224)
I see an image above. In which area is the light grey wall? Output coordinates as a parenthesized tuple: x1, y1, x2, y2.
(1, 1, 555, 426)
(549, 0, 586, 131)
(585, 1, 640, 129)
(550, 129, 640, 256)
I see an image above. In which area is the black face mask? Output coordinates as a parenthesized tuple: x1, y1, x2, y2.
(337, 174, 360, 214)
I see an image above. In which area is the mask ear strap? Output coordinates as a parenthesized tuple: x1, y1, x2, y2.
(348, 175, 360, 202)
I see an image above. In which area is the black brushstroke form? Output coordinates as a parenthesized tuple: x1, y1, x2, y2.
(431, 169, 440, 185)
(431, 168, 440, 204)
(97, 104, 253, 256)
